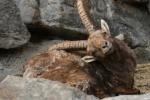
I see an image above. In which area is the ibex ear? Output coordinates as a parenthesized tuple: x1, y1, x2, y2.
(115, 34, 125, 41)
(101, 19, 111, 36)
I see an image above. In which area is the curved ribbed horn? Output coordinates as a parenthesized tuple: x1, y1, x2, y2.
(48, 40, 87, 51)
(76, 0, 96, 34)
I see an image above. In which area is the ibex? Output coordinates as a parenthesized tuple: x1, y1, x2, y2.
(23, 0, 139, 98)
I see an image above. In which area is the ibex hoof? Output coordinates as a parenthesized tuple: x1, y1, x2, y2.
(81, 56, 96, 63)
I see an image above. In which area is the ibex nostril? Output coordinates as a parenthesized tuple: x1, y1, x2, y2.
(101, 41, 109, 49)
(105, 41, 108, 45)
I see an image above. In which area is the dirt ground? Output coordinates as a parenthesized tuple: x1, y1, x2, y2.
(135, 63, 150, 93)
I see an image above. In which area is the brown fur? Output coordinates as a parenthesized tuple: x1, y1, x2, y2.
(23, 37, 139, 98)
(23, 50, 95, 94)
(23, 0, 140, 98)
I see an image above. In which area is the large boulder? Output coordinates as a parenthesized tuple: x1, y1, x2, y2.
(0, 75, 150, 100)
(15, 0, 149, 47)
(0, 0, 30, 49)
(0, 75, 99, 100)
(103, 94, 150, 100)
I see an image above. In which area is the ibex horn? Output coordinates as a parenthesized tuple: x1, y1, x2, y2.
(76, 0, 96, 34)
(48, 40, 88, 51)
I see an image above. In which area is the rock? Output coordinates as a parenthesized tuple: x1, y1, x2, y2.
(16, 0, 149, 47)
(17, 0, 86, 39)
(0, 38, 61, 82)
(0, 75, 99, 100)
(16, 0, 40, 24)
(147, 0, 150, 13)
(120, 0, 148, 3)
(0, 0, 30, 49)
(16, 0, 150, 62)
(103, 94, 150, 100)
(0, 75, 150, 100)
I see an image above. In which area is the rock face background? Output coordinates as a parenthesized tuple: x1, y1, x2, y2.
(0, 0, 150, 99)
(14, 0, 150, 62)
(0, 0, 30, 49)
(0, 0, 150, 62)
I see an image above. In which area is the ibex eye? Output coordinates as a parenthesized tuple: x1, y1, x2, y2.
(102, 46, 106, 49)
(103, 32, 107, 36)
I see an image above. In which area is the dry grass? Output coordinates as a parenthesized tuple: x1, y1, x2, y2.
(135, 63, 150, 93)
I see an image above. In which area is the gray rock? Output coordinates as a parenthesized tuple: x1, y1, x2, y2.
(17, 0, 40, 24)
(0, 75, 150, 100)
(0, 0, 30, 49)
(0, 75, 99, 100)
(17, 0, 150, 62)
(0, 39, 60, 82)
(103, 94, 150, 100)
(148, 0, 150, 13)
(120, 0, 148, 3)
(16, 0, 150, 47)
(17, 0, 84, 35)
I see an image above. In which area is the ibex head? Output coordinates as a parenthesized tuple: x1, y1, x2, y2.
(87, 19, 113, 58)
(77, 0, 115, 62)
(48, 0, 124, 63)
